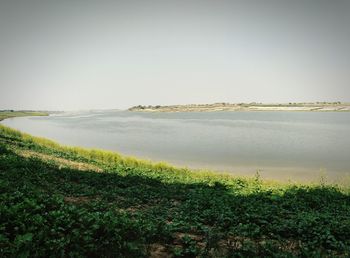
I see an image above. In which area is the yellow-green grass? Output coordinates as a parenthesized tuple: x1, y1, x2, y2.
(0, 111, 48, 121)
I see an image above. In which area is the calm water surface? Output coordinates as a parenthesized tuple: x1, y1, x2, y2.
(2, 111, 350, 182)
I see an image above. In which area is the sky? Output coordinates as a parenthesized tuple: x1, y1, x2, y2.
(0, 0, 349, 111)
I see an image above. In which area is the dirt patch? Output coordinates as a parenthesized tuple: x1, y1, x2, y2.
(173, 232, 203, 244)
(218, 235, 301, 255)
(64, 196, 94, 204)
(148, 243, 169, 258)
(17, 149, 103, 172)
(119, 203, 153, 213)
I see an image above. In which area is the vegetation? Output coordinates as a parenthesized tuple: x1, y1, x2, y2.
(0, 114, 350, 257)
(0, 111, 48, 121)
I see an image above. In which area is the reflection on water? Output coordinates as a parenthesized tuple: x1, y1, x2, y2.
(2, 110, 350, 183)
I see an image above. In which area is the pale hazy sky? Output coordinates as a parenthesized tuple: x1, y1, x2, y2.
(1, 0, 349, 110)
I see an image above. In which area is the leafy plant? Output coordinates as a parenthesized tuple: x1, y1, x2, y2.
(0, 123, 349, 257)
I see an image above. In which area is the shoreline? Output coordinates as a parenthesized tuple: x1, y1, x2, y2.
(0, 111, 49, 121)
(129, 102, 350, 112)
(1, 118, 349, 187)
(1, 112, 350, 256)
(2, 112, 349, 185)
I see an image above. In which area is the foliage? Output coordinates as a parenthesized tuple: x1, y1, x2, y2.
(0, 111, 48, 122)
(0, 123, 350, 257)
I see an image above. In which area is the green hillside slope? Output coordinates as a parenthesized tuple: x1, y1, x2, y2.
(1, 123, 350, 257)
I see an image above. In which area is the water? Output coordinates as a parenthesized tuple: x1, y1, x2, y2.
(2, 111, 350, 182)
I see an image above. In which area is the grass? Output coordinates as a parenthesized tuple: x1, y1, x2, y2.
(0, 113, 350, 257)
(0, 111, 48, 121)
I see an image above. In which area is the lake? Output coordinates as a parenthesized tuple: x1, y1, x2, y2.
(2, 110, 350, 183)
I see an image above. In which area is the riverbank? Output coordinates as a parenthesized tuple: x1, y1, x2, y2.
(1, 114, 350, 256)
(129, 102, 350, 112)
(0, 111, 48, 121)
(3, 110, 349, 185)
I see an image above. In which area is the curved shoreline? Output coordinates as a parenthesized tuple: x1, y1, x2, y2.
(1, 113, 350, 256)
(1, 112, 349, 185)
